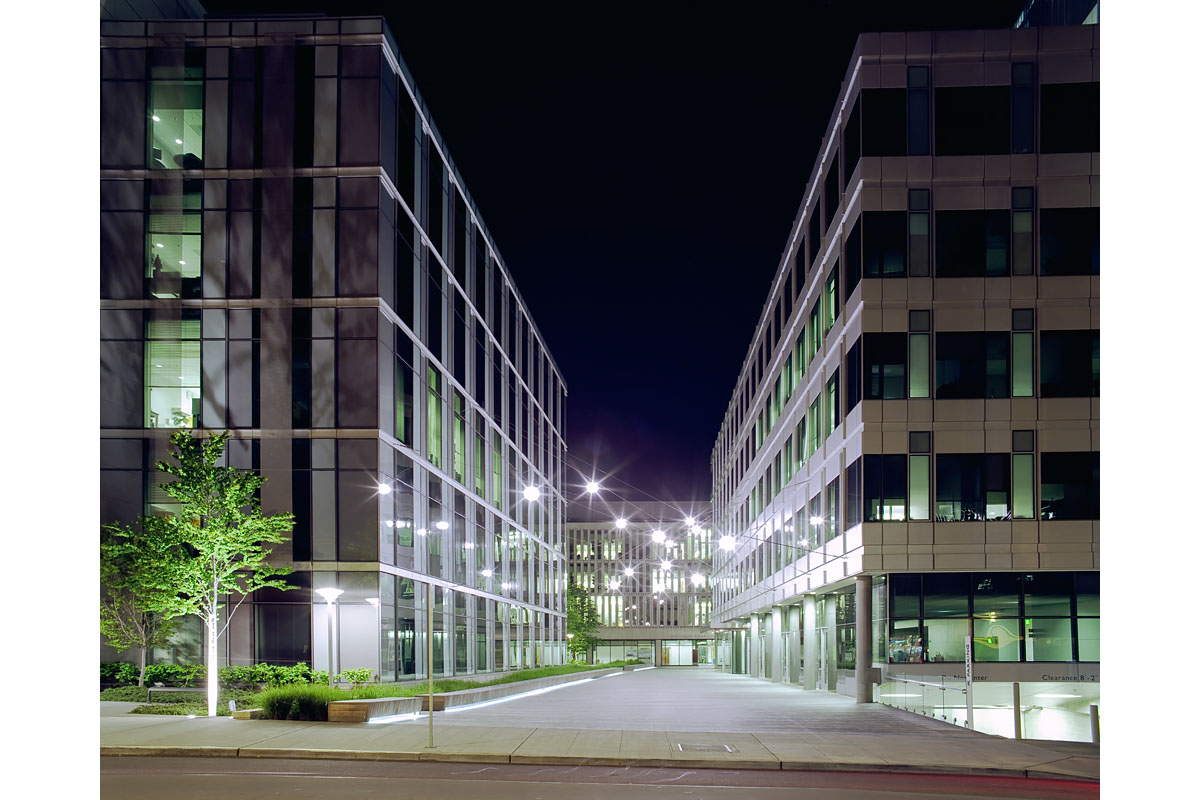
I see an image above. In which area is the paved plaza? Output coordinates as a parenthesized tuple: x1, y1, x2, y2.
(424, 667, 973, 735)
(100, 667, 1099, 781)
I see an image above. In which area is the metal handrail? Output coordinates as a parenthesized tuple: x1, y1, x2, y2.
(889, 675, 966, 694)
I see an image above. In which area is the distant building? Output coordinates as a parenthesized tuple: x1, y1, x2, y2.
(101, 8, 567, 680)
(567, 502, 714, 666)
(708, 19, 1099, 741)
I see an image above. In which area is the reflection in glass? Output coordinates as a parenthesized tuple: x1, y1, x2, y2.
(1026, 617, 1073, 661)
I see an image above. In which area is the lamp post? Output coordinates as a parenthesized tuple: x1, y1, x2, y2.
(315, 587, 343, 687)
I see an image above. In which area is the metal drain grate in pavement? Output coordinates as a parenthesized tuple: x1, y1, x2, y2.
(676, 743, 738, 753)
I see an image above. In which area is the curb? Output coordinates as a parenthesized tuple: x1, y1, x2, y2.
(99, 745, 1098, 781)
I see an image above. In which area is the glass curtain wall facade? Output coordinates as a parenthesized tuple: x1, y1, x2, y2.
(100, 15, 567, 680)
(708, 22, 1099, 734)
(566, 502, 714, 666)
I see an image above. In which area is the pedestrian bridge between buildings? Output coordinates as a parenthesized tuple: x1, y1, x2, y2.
(418, 666, 977, 737)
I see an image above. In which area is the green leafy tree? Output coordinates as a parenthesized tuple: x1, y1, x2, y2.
(106, 431, 295, 717)
(100, 525, 179, 687)
(566, 583, 601, 660)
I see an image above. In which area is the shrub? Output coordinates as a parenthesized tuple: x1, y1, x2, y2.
(143, 663, 205, 687)
(101, 662, 138, 686)
(100, 685, 150, 702)
(258, 685, 340, 721)
(336, 668, 374, 688)
(218, 662, 326, 689)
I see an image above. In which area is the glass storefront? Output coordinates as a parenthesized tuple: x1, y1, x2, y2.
(887, 571, 1098, 664)
(590, 639, 714, 666)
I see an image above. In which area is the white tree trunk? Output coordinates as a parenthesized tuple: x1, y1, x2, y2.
(207, 608, 218, 717)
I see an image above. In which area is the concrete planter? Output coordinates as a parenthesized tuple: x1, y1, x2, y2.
(324, 667, 621, 723)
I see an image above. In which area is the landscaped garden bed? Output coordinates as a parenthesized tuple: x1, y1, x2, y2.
(100, 660, 642, 720)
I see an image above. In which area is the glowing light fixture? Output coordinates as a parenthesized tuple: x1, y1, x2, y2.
(653, 582, 666, 593)
(651, 529, 666, 543)
(623, 567, 634, 577)
(435, 520, 449, 531)
(608, 579, 621, 591)
(416, 528, 427, 536)
(155, 242, 164, 248)
(152, 115, 161, 121)
(314, 587, 343, 688)
(585, 480, 600, 494)
(523, 485, 540, 502)
(810, 515, 823, 526)
(175, 138, 183, 144)
(481, 569, 493, 577)
(660, 559, 672, 571)
(616, 518, 628, 529)
(685, 516, 695, 527)
(690, 573, 704, 587)
(1035, 693, 1083, 699)
(377, 482, 391, 495)
(719, 535, 737, 551)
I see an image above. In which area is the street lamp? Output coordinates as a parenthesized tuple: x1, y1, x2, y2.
(315, 587, 343, 687)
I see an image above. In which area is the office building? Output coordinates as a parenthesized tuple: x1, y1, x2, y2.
(100, 9, 568, 680)
(567, 502, 714, 666)
(708, 20, 1099, 740)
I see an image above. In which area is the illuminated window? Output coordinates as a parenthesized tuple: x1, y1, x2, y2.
(145, 312, 200, 429)
(147, 59, 203, 169)
(146, 184, 201, 299)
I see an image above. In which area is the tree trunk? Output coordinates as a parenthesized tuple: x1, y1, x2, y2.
(138, 647, 147, 688)
(207, 608, 218, 717)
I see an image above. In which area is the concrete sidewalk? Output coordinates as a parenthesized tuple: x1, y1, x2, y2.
(100, 707, 1099, 781)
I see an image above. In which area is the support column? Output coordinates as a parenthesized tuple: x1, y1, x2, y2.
(802, 594, 817, 690)
(749, 615, 760, 677)
(771, 606, 783, 682)
(855, 575, 872, 704)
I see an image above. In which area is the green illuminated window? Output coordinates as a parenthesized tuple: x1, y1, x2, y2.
(807, 398, 820, 456)
(809, 303, 822, 362)
(825, 269, 838, 334)
(427, 366, 443, 468)
(147, 186, 201, 299)
(475, 431, 487, 498)
(795, 330, 805, 383)
(147, 74, 203, 169)
(145, 314, 201, 429)
(826, 371, 839, 438)
(452, 391, 466, 483)
(492, 431, 503, 509)
(908, 455, 930, 520)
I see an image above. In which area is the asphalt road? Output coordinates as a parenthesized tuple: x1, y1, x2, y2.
(100, 757, 1099, 800)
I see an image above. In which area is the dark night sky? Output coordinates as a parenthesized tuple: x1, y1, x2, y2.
(204, 0, 1027, 503)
